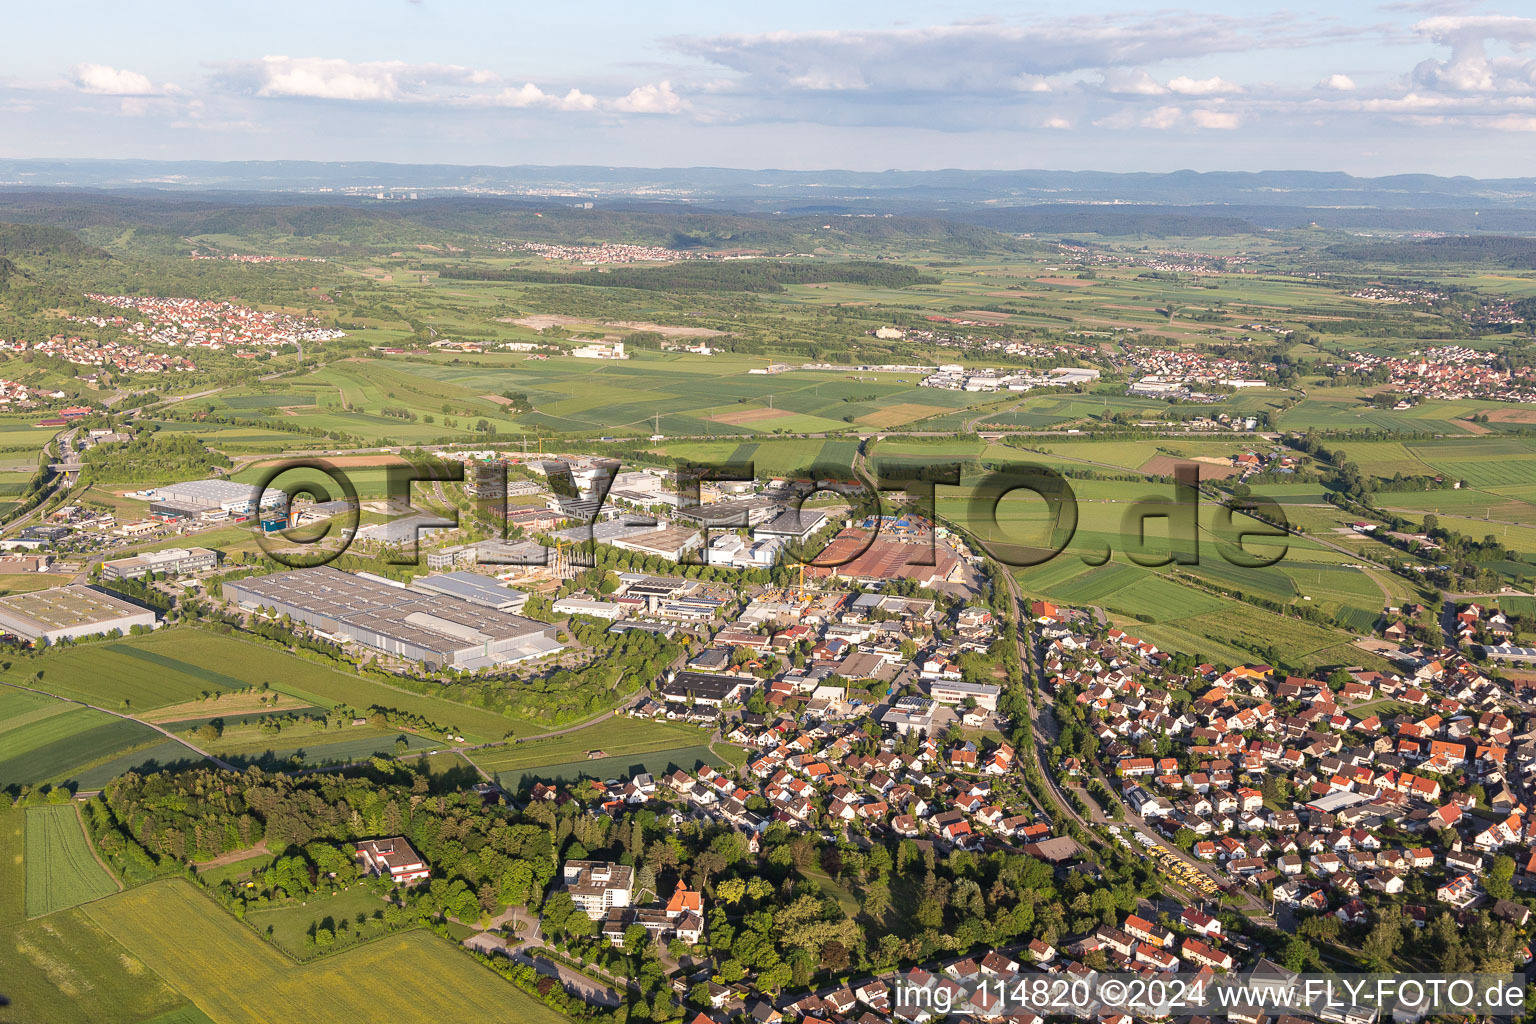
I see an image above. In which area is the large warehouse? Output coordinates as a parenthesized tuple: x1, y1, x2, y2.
(223, 566, 559, 669)
(147, 478, 286, 516)
(0, 585, 157, 642)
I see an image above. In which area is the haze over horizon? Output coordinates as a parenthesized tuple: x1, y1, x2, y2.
(7, 1, 1536, 176)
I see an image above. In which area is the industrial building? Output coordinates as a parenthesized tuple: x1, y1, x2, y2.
(223, 566, 560, 669)
(0, 585, 157, 642)
(408, 571, 529, 613)
(754, 507, 827, 543)
(673, 497, 781, 529)
(146, 478, 286, 515)
(100, 546, 218, 581)
(658, 670, 756, 707)
(552, 520, 702, 562)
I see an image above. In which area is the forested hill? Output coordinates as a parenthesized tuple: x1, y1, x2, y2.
(435, 259, 941, 292)
(957, 206, 1258, 237)
(0, 222, 110, 290)
(0, 222, 109, 261)
(0, 193, 1043, 257)
(1327, 235, 1536, 268)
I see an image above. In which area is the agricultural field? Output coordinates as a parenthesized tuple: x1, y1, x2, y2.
(205, 727, 440, 769)
(83, 879, 575, 1024)
(215, 348, 1005, 444)
(0, 801, 193, 1024)
(23, 804, 118, 917)
(469, 715, 711, 774)
(7, 627, 539, 743)
(0, 686, 188, 791)
(935, 475, 1411, 671)
(491, 743, 731, 793)
(140, 690, 315, 724)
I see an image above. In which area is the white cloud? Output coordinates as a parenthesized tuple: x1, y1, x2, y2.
(222, 57, 414, 101)
(609, 80, 688, 114)
(210, 56, 616, 113)
(1410, 16, 1536, 93)
(71, 63, 161, 96)
(495, 83, 597, 111)
(1191, 107, 1241, 128)
(1317, 73, 1357, 91)
(1098, 69, 1167, 95)
(1167, 75, 1241, 95)
(1042, 115, 1072, 129)
(671, 16, 1304, 96)
(1100, 105, 1184, 129)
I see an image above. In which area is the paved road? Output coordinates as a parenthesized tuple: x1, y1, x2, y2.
(473, 907, 628, 1007)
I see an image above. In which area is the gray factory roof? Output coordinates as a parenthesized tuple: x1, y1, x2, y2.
(227, 567, 550, 660)
(355, 514, 452, 545)
(152, 478, 268, 507)
(673, 497, 779, 527)
(755, 507, 827, 537)
(409, 571, 526, 610)
(0, 585, 150, 633)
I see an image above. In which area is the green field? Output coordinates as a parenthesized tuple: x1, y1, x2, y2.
(83, 879, 576, 1024)
(492, 742, 728, 792)
(0, 804, 193, 1024)
(23, 804, 118, 917)
(0, 686, 190, 791)
(7, 628, 539, 743)
(208, 728, 440, 769)
(469, 715, 712, 774)
(243, 886, 393, 959)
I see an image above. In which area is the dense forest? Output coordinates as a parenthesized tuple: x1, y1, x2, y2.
(1328, 234, 1536, 268)
(80, 432, 233, 485)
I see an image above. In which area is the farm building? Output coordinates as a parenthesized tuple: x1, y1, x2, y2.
(0, 584, 157, 642)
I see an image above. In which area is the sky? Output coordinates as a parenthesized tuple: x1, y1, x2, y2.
(4, 0, 1536, 176)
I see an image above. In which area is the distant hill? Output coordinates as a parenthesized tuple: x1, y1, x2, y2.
(6, 160, 1536, 209)
(0, 221, 108, 261)
(437, 258, 939, 292)
(0, 194, 1044, 256)
(1327, 235, 1536, 268)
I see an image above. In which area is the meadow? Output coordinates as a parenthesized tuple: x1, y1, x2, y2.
(469, 715, 711, 773)
(0, 686, 186, 791)
(8, 627, 540, 743)
(0, 804, 195, 1024)
(491, 742, 730, 793)
(243, 886, 394, 959)
(84, 879, 576, 1024)
(23, 804, 118, 917)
